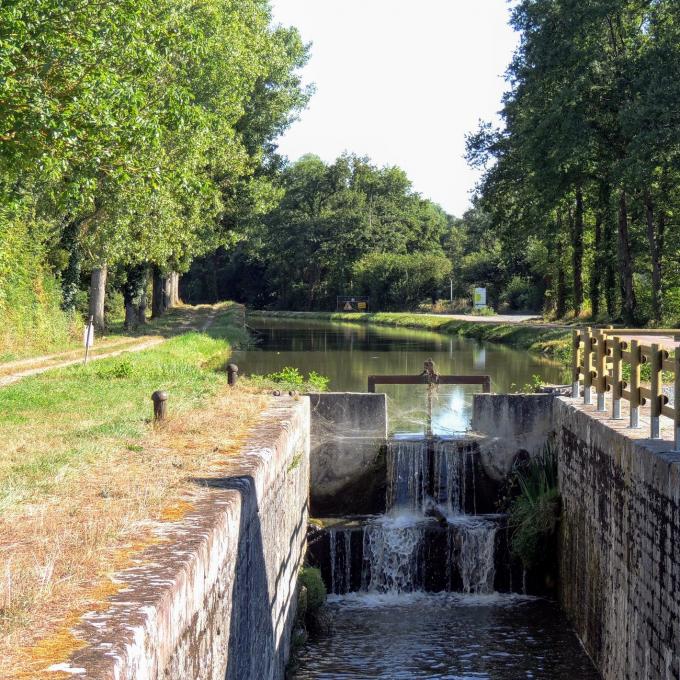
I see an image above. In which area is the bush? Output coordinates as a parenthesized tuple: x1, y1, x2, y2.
(501, 276, 538, 312)
(249, 366, 330, 392)
(0, 217, 76, 359)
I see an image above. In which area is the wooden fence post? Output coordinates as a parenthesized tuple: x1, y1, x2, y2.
(595, 329, 607, 412)
(152, 390, 168, 423)
(583, 327, 593, 405)
(650, 343, 662, 439)
(572, 330, 581, 399)
(629, 340, 640, 428)
(611, 336, 624, 420)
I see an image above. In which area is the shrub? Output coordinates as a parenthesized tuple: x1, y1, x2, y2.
(501, 275, 538, 312)
(249, 367, 331, 392)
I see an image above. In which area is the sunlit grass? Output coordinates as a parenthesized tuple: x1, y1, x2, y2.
(0, 303, 269, 678)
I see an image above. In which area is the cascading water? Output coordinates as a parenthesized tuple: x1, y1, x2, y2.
(326, 437, 500, 596)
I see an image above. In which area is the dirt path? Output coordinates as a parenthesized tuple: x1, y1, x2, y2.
(0, 304, 222, 389)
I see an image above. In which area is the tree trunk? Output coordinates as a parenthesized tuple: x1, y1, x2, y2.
(572, 189, 584, 316)
(590, 216, 602, 320)
(138, 286, 147, 325)
(88, 264, 107, 331)
(617, 191, 637, 325)
(170, 272, 180, 306)
(645, 192, 663, 324)
(123, 265, 148, 331)
(152, 267, 166, 318)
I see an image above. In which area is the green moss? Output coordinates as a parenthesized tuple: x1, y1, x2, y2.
(298, 566, 326, 612)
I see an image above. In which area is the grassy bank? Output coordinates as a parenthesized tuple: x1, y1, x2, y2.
(249, 310, 572, 364)
(0, 303, 270, 678)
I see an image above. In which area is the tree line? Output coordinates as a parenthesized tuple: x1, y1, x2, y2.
(466, 0, 680, 325)
(0, 0, 309, 346)
(183, 153, 453, 311)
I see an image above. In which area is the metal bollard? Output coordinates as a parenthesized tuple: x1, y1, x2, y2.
(227, 363, 239, 387)
(151, 390, 168, 422)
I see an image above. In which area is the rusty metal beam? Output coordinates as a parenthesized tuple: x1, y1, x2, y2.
(367, 374, 491, 393)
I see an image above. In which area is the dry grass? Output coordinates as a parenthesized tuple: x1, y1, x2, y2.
(0, 302, 263, 678)
(1, 385, 268, 679)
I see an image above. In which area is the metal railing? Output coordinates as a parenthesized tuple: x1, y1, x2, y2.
(571, 327, 680, 450)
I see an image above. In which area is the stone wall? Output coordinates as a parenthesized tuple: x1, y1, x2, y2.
(55, 397, 310, 680)
(555, 398, 680, 680)
(472, 393, 555, 480)
(307, 392, 388, 515)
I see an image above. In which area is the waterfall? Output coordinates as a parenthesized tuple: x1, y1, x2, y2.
(323, 437, 501, 597)
(361, 517, 424, 593)
(328, 528, 353, 595)
(387, 437, 476, 515)
(454, 518, 498, 594)
(387, 439, 429, 513)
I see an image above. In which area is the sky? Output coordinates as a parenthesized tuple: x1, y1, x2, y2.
(269, 0, 519, 218)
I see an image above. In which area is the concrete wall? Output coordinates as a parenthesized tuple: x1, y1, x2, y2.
(555, 398, 680, 680)
(55, 397, 310, 680)
(307, 392, 388, 515)
(471, 393, 555, 481)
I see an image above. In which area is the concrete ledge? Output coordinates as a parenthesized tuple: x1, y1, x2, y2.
(55, 397, 310, 680)
(555, 397, 680, 680)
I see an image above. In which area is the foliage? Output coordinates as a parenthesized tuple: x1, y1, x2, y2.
(0, 217, 76, 358)
(298, 567, 326, 612)
(510, 375, 545, 394)
(501, 276, 541, 312)
(465, 0, 680, 326)
(95, 357, 134, 380)
(184, 154, 451, 310)
(249, 366, 330, 392)
(507, 442, 561, 570)
(0, 0, 309, 335)
(352, 252, 452, 311)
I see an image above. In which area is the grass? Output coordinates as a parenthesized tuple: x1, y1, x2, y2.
(506, 442, 561, 571)
(0, 303, 271, 678)
(250, 310, 573, 363)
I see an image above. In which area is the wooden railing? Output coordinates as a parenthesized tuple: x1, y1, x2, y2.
(572, 327, 680, 450)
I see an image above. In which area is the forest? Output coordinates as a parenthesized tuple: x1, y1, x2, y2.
(3, 0, 680, 358)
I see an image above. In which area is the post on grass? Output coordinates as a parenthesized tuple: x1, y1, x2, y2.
(83, 315, 95, 365)
(227, 363, 239, 387)
(152, 390, 168, 423)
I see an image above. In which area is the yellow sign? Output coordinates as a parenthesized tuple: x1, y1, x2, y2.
(357, 301, 367, 310)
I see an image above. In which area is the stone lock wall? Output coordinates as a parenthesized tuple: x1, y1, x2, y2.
(555, 398, 680, 680)
(57, 397, 310, 680)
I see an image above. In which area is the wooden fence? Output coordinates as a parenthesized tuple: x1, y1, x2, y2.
(571, 328, 680, 450)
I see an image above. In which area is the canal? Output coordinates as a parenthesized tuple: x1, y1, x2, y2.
(234, 317, 566, 434)
(235, 318, 598, 680)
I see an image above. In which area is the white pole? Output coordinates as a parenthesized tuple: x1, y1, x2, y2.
(450, 278, 453, 302)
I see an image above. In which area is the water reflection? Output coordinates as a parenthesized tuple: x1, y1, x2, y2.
(235, 319, 566, 434)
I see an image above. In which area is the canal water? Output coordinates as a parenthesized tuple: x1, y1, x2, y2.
(235, 318, 598, 679)
(234, 318, 566, 434)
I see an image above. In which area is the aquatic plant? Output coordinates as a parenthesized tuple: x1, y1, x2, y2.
(507, 441, 561, 570)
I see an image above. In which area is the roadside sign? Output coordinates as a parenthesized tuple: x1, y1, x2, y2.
(473, 287, 487, 309)
(337, 296, 370, 312)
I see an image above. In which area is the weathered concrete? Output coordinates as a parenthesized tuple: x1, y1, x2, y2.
(556, 397, 680, 680)
(54, 397, 310, 680)
(471, 393, 555, 480)
(307, 392, 388, 515)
